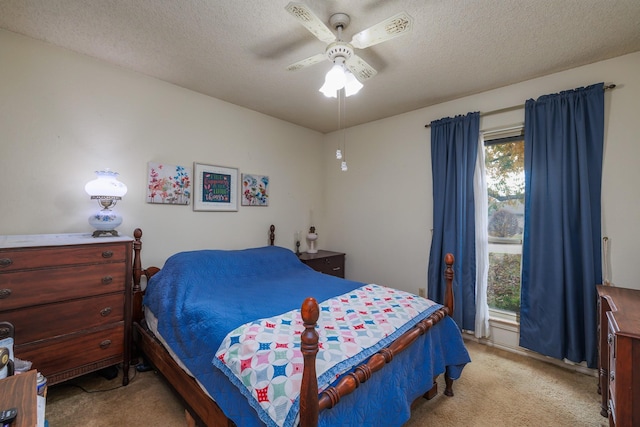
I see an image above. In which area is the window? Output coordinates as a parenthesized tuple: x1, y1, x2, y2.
(484, 130, 524, 315)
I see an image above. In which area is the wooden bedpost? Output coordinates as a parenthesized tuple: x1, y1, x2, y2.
(444, 253, 455, 317)
(443, 253, 455, 397)
(300, 297, 320, 427)
(269, 224, 275, 246)
(132, 228, 143, 324)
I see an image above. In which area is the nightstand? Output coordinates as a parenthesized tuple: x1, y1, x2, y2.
(299, 250, 345, 278)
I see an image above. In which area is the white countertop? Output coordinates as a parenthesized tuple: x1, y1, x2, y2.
(0, 233, 132, 249)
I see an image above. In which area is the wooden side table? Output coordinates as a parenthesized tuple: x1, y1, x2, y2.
(299, 250, 345, 278)
(0, 370, 37, 427)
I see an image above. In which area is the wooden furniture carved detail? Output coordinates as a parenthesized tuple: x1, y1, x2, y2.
(0, 234, 133, 386)
(131, 227, 457, 426)
(299, 250, 345, 278)
(597, 285, 640, 427)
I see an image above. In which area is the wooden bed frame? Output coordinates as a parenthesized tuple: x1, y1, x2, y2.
(130, 225, 456, 426)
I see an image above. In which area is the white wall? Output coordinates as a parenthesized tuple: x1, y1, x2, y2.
(0, 29, 324, 268)
(2, 29, 638, 292)
(323, 52, 640, 293)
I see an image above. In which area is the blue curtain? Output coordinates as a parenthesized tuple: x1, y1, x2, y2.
(428, 112, 480, 331)
(520, 83, 604, 368)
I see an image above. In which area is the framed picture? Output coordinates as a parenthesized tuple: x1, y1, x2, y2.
(193, 163, 238, 211)
(146, 162, 191, 205)
(241, 173, 269, 206)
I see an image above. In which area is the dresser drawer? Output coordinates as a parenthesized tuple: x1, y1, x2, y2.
(16, 323, 124, 378)
(0, 263, 125, 310)
(303, 257, 344, 276)
(0, 243, 127, 272)
(3, 293, 124, 344)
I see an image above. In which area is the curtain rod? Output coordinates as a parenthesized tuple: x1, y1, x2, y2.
(424, 83, 616, 128)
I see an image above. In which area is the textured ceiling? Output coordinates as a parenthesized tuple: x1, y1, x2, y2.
(1, 0, 639, 133)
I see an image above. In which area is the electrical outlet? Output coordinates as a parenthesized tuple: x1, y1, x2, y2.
(418, 288, 426, 298)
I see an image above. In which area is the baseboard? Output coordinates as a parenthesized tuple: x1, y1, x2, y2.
(463, 331, 597, 377)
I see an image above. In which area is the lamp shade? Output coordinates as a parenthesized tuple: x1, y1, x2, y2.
(319, 66, 363, 98)
(85, 170, 127, 199)
(325, 63, 346, 89)
(344, 71, 363, 97)
(319, 58, 348, 98)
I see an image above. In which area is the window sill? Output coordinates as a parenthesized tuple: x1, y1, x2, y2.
(489, 308, 519, 326)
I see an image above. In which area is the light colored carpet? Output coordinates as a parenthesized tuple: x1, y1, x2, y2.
(44, 340, 607, 426)
(406, 341, 606, 427)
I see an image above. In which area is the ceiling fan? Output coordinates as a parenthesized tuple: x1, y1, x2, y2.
(284, 2, 413, 95)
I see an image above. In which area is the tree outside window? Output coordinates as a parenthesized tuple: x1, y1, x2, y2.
(485, 137, 524, 314)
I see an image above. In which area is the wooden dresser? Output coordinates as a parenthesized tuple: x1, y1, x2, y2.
(596, 285, 640, 427)
(299, 250, 345, 278)
(0, 233, 132, 386)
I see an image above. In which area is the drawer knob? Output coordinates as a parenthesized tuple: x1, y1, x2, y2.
(100, 307, 112, 317)
(102, 251, 114, 258)
(101, 276, 113, 285)
(0, 289, 11, 299)
(99, 339, 112, 349)
(0, 258, 12, 268)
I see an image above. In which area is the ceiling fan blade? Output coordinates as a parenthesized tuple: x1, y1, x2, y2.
(345, 54, 378, 82)
(285, 2, 336, 44)
(349, 11, 413, 49)
(286, 53, 327, 71)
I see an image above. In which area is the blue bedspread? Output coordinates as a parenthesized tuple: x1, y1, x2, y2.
(143, 246, 470, 426)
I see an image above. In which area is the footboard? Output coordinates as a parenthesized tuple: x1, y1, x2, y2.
(299, 254, 455, 426)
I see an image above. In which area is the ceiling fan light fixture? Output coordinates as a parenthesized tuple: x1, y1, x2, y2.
(344, 71, 363, 97)
(286, 3, 413, 102)
(319, 60, 346, 97)
(320, 59, 362, 98)
(319, 82, 338, 98)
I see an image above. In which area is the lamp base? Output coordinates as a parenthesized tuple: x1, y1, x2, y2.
(89, 208, 122, 238)
(92, 229, 119, 238)
(307, 233, 318, 254)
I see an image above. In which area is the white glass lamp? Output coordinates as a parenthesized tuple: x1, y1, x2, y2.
(85, 169, 127, 237)
(306, 226, 318, 254)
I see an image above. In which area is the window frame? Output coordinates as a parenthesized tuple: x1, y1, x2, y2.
(484, 129, 525, 319)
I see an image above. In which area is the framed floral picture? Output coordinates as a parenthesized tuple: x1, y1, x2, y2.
(146, 162, 191, 205)
(241, 173, 269, 206)
(193, 163, 238, 211)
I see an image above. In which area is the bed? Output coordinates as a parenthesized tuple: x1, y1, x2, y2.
(131, 225, 470, 426)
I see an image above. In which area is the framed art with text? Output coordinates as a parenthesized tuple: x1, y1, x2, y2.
(193, 163, 238, 211)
